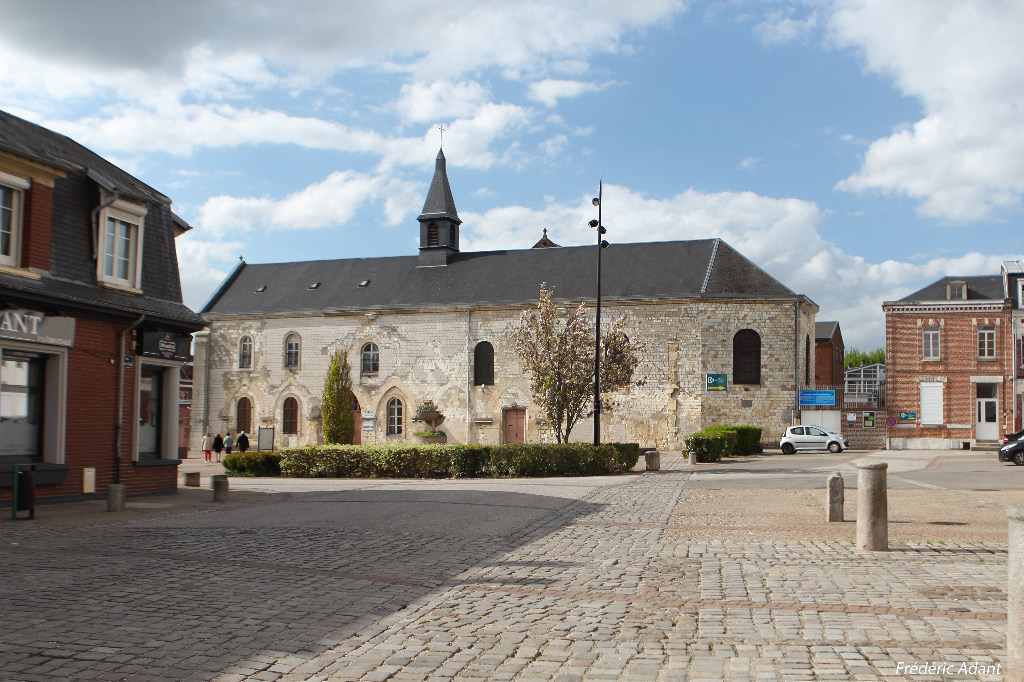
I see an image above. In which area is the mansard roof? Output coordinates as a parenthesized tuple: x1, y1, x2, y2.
(892, 275, 1005, 303)
(202, 237, 813, 317)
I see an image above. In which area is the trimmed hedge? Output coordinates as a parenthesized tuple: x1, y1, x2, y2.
(276, 442, 642, 479)
(683, 431, 730, 462)
(703, 424, 763, 455)
(222, 451, 282, 477)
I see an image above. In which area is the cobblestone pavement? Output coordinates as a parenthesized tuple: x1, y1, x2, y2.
(0, 453, 1010, 681)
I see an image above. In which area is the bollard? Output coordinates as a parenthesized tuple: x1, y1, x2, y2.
(645, 451, 661, 471)
(856, 462, 888, 551)
(211, 474, 229, 502)
(826, 471, 844, 522)
(688, 451, 697, 466)
(183, 471, 201, 487)
(1009, 506, 1024, 682)
(107, 484, 126, 512)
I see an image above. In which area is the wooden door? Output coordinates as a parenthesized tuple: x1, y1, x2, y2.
(504, 408, 525, 444)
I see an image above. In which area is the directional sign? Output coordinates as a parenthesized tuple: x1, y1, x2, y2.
(899, 411, 917, 422)
(706, 374, 727, 391)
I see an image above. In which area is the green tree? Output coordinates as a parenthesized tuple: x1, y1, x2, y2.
(322, 350, 355, 444)
(844, 346, 886, 368)
(511, 284, 644, 443)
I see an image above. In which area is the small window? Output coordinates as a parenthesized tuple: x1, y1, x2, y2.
(386, 397, 403, 435)
(97, 199, 146, 289)
(922, 326, 940, 360)
(0, 172, 29, 268)
(239, 336, 252, 368)
(947, 282, 965, 300)
(282, 397, 299, 434)
(474, 341, 494, 386)
(978, 325, 995, 359)
(285, 334, 300, 368)
(427, 223, 439, 247)
(237, 397, 252, 433)
(450, 224, 457, 249)
(361, 342, 379, 374)
(732, 329, 761, 385)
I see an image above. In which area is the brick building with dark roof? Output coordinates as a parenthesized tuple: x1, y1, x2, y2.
(0, 110, 204, 501)
(883, 275, 1014, 449)
(191, 149, 820, 450)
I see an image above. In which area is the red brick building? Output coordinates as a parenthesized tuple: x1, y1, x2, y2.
(1, 110, 203, 501)
(814, 320, 844, 387)
(884, 275, 1013, 449)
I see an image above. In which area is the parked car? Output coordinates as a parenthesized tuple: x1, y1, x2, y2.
(999, 438, 1024, 466)
(1001, 428, 1024, 445)
(780, 425, 850, 454)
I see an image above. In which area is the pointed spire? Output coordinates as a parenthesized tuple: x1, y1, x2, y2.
(419, 149, 461, 223)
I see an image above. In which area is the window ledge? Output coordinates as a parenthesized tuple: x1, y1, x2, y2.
(98, 279, 143, 295)
(0, 263, 42, 279)
(132, 458, 181, 467)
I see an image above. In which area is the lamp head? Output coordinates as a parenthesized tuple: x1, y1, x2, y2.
(588, 219, 599, 228)
(592, 197, 600, 207)
(600, 240, 610, 249)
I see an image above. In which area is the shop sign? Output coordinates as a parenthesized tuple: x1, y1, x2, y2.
(139, 330, 191, 361)
(0, 307, 76, 347)
(799, 390, 836, 406)
(706, 374, 728, 391)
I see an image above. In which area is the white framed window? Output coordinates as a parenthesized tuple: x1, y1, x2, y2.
(922, 326, 940, 360)
(947, 281, 966, 300)
(0, 170, 30, 268)
(284, 333, 300, 368)
(386, 397, 403, 435)
(978, 325, 995, 359)
(239, 335, 252, 368)
(97, 199, 146, 290)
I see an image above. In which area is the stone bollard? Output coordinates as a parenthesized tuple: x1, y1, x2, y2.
(688, 451, 697, 466)
(183, 471, 200, 487)
(1009, 506, 1024, 682)
(826, 472, 844, 522)
(644, 451, 661, 471)
(211, 474, 229, 502)
(107, 484, 126, 512)
(856, 462, 888, 551)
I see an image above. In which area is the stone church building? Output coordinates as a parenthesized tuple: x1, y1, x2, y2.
(190, 151, 819, 451)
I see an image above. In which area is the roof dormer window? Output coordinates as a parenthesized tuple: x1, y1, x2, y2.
(97, 197, 147, 292)
(947, 281, 966, 300)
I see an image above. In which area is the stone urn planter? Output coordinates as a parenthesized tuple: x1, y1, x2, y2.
(416, 409, 441, 424)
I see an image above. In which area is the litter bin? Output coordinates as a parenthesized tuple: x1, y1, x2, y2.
(11, 465, 36, 520)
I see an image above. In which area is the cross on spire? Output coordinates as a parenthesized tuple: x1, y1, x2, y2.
(438, 124, 446, 148)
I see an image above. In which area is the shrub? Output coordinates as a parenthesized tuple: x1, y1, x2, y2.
(703, 425, 763, 455)
(684, 431, 732, 462)
(608, 442, 641, 471)
(222, 451, 282, 477)
(703, 426, 738, 456)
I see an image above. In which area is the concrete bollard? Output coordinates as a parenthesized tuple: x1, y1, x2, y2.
(688, 451, 697, 466)
(1009, 506, 1024, 682)
(856, 461, 888, 551)
(211, 474, 229, 502)
(645, 451, 661, 471)
(183, 471, 200, 487)
(826, 472, 844, 522)
(107, 484, 126, 512)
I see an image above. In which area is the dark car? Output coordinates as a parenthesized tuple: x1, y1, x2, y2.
(999, 438, 1024, 465)
(1002, 428, 1024, 445)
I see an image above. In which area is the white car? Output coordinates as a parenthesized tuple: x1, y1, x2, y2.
(780, 425, 849, 454)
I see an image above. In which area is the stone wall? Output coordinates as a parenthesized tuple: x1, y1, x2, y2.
(191, 297, 818, 452)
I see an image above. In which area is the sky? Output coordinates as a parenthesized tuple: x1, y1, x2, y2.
(1, 0, 1022, 351)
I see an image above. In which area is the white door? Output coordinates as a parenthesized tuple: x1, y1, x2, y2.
(976, 399, 998, 441)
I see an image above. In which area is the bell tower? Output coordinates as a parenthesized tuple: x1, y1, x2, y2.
(417, 148, 461, 267)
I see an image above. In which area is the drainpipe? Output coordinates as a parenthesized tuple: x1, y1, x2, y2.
(467, 308, 472, 445)
(116, 315, 145, 484)
(794, 301, 801, 424)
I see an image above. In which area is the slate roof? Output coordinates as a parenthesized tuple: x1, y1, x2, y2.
(0, 109, 203, 330)
(418, 149, 460, 223)
(202, 238, 812, 317)
(815, 320, 839, 340)
(893, 275, 1005, 303)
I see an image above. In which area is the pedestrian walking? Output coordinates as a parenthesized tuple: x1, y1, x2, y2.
(224, 432, 234, 456)
(213, 434, 224, 463)
(201, 431, 213, 462)
(236, 431, 249, 453)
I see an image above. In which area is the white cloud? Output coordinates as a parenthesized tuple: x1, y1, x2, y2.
(829, 0, 1024, 221)
(527, 79, 605, 107)
(738, 156, 761, 171)
(394, 80, 491, 125)
(174, 235, 247, 311)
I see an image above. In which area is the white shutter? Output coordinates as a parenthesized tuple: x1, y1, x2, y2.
(920, 382, 943, 425)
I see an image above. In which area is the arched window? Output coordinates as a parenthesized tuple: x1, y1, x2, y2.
(283, 397, 299, 434)
(237, 397, 252, 433)
(239, 336, 252, 368)
(733, 329, 761, 385)
(474, 341, 494, 386)
(285, 334, 300, 368)
(361, 342, 379, 374)
(386, 397, 403, 435)
(805, 335, 811, 386)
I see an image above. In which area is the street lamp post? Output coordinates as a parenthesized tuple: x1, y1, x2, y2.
(589, 182, 609, 446)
